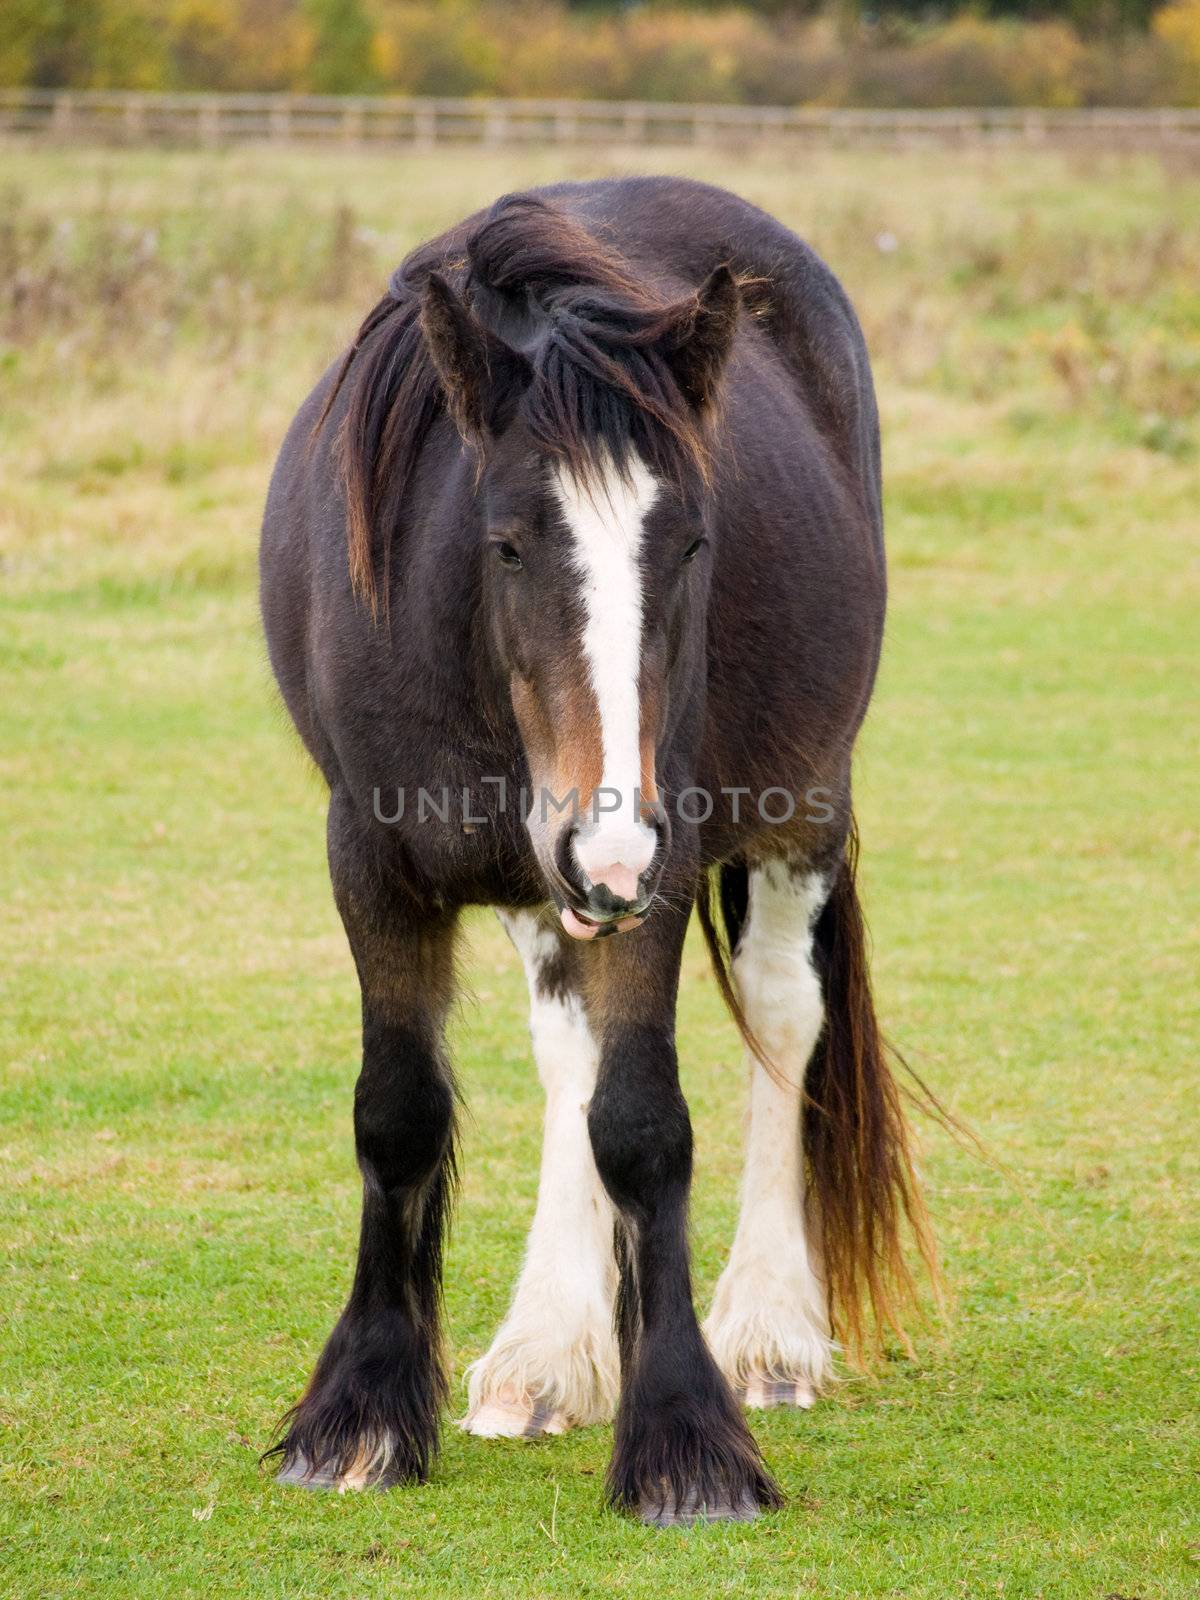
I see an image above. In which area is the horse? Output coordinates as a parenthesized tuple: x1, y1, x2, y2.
(258, 176, 936, 1526)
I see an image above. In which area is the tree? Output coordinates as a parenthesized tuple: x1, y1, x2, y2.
(0, 0, 170, 88)
(301, 0, 380, 93)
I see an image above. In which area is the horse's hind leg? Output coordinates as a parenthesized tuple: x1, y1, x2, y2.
(272, 788, 458, 1491)
(461, 910, 618, 1437)
(704, 860, 835, 1408)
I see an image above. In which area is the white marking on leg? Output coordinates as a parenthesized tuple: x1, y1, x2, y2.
(549, 455, 658, 897)
(704, 864, 834, 1405)
(334, 1432, 399, 1491)
(462, 910, 618, 1436)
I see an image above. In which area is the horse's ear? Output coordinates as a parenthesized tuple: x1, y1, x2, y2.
(662, 263, 741, 412)
(420, 272, 533, 439)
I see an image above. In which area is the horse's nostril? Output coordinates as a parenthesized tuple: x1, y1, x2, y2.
(554, 820, 590, 900)
(585, 862, 642, 905)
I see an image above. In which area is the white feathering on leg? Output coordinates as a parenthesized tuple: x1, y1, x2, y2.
(462, 911, 618, 1436)
(703, 864, 835, 1406)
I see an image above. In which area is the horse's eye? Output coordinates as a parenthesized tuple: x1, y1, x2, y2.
(492, 541, 523, 570)
(681, 538, 705, 565)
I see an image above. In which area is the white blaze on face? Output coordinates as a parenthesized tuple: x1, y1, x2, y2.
(550, 453, 659, 908)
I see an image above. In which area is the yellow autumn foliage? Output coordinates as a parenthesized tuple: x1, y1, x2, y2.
(0, 0, 1197, 106)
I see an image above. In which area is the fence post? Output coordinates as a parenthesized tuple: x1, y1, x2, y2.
(199, 97, 220, 149)
(694, 108, 727, 147)
(413, 102, 436, 150)
(342, 101, 365, 147)
(123, 93, 145, 142)
(554, 103, 578, 144)
(51, 91, 74, 141)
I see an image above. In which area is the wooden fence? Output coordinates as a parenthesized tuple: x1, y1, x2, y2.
(2, 90, 1199, 151)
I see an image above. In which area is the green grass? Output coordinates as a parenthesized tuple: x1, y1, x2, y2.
(1, 143, 1197, 1599)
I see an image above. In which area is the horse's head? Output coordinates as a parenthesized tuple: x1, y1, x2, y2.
(420, 250, 739, 940)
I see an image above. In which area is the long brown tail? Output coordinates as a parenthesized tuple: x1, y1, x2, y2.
(697, 825, 942, 1366)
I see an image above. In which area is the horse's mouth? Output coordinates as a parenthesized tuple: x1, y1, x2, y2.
(560, 904, 646, 942)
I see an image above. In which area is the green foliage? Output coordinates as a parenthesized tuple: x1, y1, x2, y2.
(0, 0, 45, 85)
(301, 0, 380, 93)
(0, 0, 168, 89)
(1, 0, 1198, 104)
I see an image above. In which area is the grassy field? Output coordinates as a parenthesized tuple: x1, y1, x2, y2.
(1, 141, 1197, 1599)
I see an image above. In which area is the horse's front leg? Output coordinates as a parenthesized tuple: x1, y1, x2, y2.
(586, 900, 783, 1526)
(462, 909, 618, 1438)
(273, 789, 458, 1491)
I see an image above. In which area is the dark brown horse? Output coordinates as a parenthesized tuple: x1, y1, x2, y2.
(259, 177, 935, 1525)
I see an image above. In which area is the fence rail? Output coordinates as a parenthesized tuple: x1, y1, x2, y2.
(2, 89, 1199, 151)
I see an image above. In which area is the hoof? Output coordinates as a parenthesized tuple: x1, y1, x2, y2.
(741, 1377, 816, 1410)
(639, 1487, 762, 1528)
(459, 1395, 568, 1439)
(276, 1451, 336, 1491)
(274, 1448, 401, 1493)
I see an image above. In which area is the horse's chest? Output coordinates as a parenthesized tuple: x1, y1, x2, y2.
(366, 765, 537, 908)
